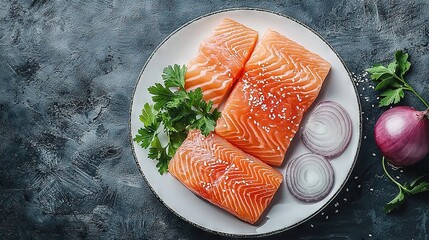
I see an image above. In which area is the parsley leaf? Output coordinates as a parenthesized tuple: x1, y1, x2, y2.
(379, 88, 404, 107)
(406, 182, 429, 195)
(403, 175, 429, 195)
(147, 136, 170, 174)
(384, 187, 405, 214)
(366, 50, 429, 108)
(134, 64, 221, 174)
(134, 123, 159, 148)
(139, 103, 157, 126)
(195, 116, 216, 136)
(366, 51, 410, 107)
(186, 88, 220, 135)
(134, 103, 160, 148)
(148, 83, 176, 110)
(162, 64, 186, 89)
(374, 75, 394, 90)
(167, 131, 187, 157)
(382, 157, 429, 213)
(395, 51, 411, 77)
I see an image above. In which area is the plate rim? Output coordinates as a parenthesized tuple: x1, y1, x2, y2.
(128, 7, 363, 238)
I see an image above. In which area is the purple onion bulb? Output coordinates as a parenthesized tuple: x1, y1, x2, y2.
(374, 106, 429, 166)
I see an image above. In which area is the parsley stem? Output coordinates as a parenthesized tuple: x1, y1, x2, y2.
(382, 156, 404, 189)
(393, 75, 429, 108)
(406, 86, 429, 108)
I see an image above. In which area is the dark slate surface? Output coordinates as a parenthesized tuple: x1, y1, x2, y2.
(1, 1, 428, 239)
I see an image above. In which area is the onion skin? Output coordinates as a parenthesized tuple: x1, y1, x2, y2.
(374, 106, 429, 166)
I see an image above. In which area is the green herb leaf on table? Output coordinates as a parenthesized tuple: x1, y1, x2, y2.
(406, 182, 429, 195)
(134, 64, 221, 174)
(379, 88, 404, 107)
(384, 187, 405, 214)
(366, 50, 429, 108)
(394, 50, 411, 76)
(403, 175, 429, 195)
(382, 157, 429, 213)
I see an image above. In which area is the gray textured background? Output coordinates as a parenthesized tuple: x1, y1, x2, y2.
(1, 0, 429, 239)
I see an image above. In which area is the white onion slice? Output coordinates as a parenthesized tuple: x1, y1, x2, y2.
(302, 101, 352, 159)
(285, 153, 335, 202)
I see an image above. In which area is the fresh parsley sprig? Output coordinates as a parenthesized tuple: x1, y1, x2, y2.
(382, 157, 429, 213)
(366, 50, 429, 108)
(133, 64, 221, 174)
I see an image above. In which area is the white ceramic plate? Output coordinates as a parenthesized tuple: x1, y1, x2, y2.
(130, 8, 361, 237)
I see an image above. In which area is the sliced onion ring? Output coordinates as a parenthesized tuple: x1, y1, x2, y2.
(302, 101, 352, 159)
(285, 153, 335, 202)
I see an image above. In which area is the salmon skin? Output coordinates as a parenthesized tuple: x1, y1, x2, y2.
(185, 18, 258, 107)
(215, 30, 331, 166)
(168, 130, 283, 224)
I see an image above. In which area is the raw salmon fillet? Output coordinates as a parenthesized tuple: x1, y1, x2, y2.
(168, 130, 283, 224)
(185, 18, 258, 107)
(215, 30, 331, 166)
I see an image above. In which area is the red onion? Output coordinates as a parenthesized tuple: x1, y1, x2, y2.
(285, 153, 335, 202)
(374, 106, 429, 166)
(302, 101, 352, 159)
